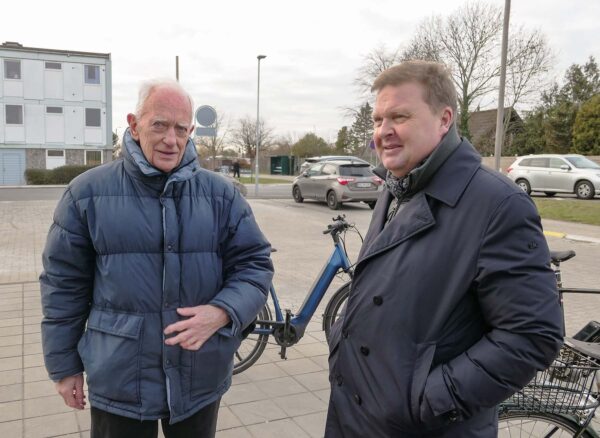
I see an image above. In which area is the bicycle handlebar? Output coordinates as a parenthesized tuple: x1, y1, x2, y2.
(323, 215, 351, 236)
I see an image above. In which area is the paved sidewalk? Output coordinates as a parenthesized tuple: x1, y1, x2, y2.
(1, 198, 599, 437)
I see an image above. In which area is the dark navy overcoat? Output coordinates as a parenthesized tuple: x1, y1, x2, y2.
(327, 137, 563, 437)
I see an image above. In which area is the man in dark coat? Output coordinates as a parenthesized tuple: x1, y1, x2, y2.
(40, 79, 273, 438)
(326, 61, 563, 437)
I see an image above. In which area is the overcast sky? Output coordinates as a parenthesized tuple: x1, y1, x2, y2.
(4, 0, 599, 143)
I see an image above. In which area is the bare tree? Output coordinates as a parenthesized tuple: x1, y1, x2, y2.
(353, 2, 551, 145)
(354, 44, 402, 97)
(194, 111, 230, 165)
(230, 116, 274, 158)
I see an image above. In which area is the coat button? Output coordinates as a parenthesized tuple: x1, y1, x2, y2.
(166, 359, 172, 366)
(360, 346, 370, 356)
(448, 410, 459, 422)
(354, 394, 362, 405)
(167, 244, 173, 251)
(342, 329, 349, 339)
(373, 296, 383, 305)
(164, 302, 169, 308)
(336, 375, 343, 386)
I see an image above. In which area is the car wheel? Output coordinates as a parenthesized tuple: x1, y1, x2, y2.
(327, 191, 340, 210)
(544, 192, 556, 197)
(292, 185, 304, 203)
(367, 201, 377, 210)
(575, 180, 595, 200)
(516, 179, 531, 195)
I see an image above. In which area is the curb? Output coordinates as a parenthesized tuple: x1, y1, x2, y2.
(544, 230, 600, 244)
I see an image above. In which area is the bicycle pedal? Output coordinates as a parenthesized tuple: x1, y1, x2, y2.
(279, 346, 288, 360)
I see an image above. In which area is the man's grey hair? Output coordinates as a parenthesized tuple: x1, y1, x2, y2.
(134, 78, 194, 124)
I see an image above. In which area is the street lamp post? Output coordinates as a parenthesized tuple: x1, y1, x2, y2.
(255, 55, 266, 196)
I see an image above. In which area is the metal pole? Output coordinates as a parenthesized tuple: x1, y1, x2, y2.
(255, 55, 266, 196)
(176, 56, 179, 81)
(494, 0, 511, 172)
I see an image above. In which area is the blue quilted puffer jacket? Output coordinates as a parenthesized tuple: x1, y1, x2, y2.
(40, 129, 273, 423)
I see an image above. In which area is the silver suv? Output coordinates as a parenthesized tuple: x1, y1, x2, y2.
(292, 160, 384, 210)
(506, 154, 600, 199)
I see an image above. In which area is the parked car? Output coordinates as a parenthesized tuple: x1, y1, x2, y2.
(506, 154, 600, 199)
(299, 155, 370, 173)
(292, 160, 384, 210)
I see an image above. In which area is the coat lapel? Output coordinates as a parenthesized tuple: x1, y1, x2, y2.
(357, 191, 435, 266)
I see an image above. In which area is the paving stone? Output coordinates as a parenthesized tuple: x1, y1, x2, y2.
(0, 356, 22, 371)
(273, 392, 327, 417)
(0, 369, 22, 385)
(246, 418, 310, 438)
(0, 326, 22, 336)
(243, 362, 287, 382)
(216, 406, 242, 430)
(0, 318, 22, 328)
(293, 370, 330, 392)
(310, 354, 329, 370)
(23, 343, 43, 355)
(276, 357, 322, 376)
(24, 394, 72, 418)
(76, 407, 91, 431)
(24, 366, 48, 383)
(23, 353, 44, 368)
(222, 382, 267, 405)
(229, 399, 287, 425)
(0, 383, 22, 402)
(216, 426, 253, 438)
(313, 388, 331, 403)
(0, 399, 22, 422)
(254, 376, 307, 398)
(0, 310, 23, 320)
(0, 420, 22, 437)
(24, 411, 79, 438)
(0, 344, 22, 358)
(294, 342, 329, 357)
(294, 411, 328, 438)
(24, 380, 56, 399)
(23, 324, 40, 334)
(23, 332, 41, 344)
(0, 335, 22, 347)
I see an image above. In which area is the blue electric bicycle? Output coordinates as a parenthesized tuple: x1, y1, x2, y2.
(233, 215, 358, 374)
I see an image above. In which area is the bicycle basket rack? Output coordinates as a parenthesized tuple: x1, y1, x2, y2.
(504, 344, 600, 416)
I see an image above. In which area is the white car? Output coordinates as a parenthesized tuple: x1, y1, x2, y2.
(506, 154, 600, 199)
(299, 156, 370, 173)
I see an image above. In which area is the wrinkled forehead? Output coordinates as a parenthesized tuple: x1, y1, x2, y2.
(143, 86, 193, 122)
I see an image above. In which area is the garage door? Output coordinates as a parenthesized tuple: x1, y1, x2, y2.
(0, 149, 26, 185)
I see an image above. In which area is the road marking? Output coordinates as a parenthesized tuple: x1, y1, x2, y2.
(544, 231, 566, 238)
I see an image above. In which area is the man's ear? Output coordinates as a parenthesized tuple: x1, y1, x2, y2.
(439, 107, 453, 135)
(127, 113, 140, 140)
(188, 124, 195, 136)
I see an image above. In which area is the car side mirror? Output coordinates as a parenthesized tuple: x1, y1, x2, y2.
(302, 171, 309, 177)
(560, 164, 570, 171)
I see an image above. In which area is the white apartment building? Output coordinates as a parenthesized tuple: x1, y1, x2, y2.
(0, 41, 112, 185)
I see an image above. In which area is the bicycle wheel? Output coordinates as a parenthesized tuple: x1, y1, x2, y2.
(233, 304, 272, 374)
(322, 281, 350, 342)
(498, 411, 593, 437)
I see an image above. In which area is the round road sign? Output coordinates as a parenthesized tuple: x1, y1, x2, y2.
(195, 105, 217, 127)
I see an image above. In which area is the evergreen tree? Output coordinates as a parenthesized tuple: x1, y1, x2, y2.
(572, 94, 600, 155)
(335, 126, 351, 154)
(348, 103, 373, 157)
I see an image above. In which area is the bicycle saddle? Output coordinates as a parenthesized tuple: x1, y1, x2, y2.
(550, 250, 576, 264)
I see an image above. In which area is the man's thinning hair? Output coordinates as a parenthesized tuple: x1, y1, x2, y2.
(371, 61, 457, 115)
(134, 78, 194, 124)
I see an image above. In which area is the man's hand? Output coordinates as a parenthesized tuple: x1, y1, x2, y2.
(164, 305, 231, 351)
(55, 374, 86, 410)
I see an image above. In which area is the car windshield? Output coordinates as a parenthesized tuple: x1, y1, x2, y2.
(565, 156, 600, 169)
(339, 165, 372, 177)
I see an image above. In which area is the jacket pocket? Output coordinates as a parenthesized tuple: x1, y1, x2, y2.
(410, 342, 436, 423)
(78, 308, 143, 405)
(190, 332, 240, 398)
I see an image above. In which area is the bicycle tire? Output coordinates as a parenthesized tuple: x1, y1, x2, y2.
(322, 281, 351, 342)
(233, 304, 271, 374)
(498, 411, 594, 437)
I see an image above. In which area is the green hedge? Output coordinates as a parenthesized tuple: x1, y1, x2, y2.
(25, 165, 97, 185)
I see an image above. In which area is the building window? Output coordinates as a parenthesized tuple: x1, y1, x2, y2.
(4, 59, 21, 79)
(84, 65, 100, 84)
(47, 150, 65, 157)
(46, 106, 63, 114)
(85, 108, 101, 127)
(5, 105, 23, 124)
(45, 62, 62, 70)
(85, 150, 103, 166)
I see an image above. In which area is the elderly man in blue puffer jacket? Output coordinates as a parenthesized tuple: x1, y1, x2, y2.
(40, 78, 274, 438)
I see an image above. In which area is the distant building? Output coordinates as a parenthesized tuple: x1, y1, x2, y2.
(0, 41, 112, 185)
(467, 107, 523, 156)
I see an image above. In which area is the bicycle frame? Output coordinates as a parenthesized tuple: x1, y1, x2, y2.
(253, 237, 352, 340)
